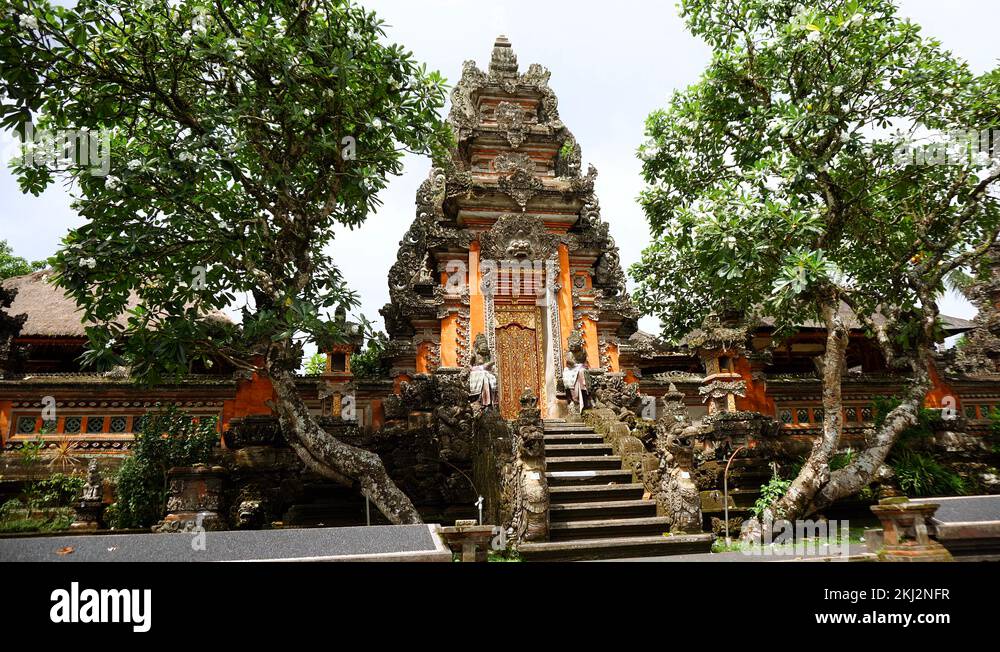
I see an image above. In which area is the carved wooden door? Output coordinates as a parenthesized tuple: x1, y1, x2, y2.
(495, 306, 543, 419)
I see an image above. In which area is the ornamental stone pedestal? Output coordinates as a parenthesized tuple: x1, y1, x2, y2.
(681, 313, 749, 416)
(439, 519, 495, 562)
(869, 497, 953, 562)
(154, 463, 229, 532)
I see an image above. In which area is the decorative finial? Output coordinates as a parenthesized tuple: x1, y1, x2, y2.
(489, 35, 518, 79)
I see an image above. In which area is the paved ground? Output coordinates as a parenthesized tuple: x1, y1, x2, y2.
(611, 496, 1000, 561)
(602, 544, 869, 562)
(912, 495, 1000, 523)
(3, 496, 996, 563)
(0, 524, 443, 562)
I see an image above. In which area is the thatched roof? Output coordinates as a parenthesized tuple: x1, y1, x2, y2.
(1, 269, 231, 338)
(1, 270, 119, 338)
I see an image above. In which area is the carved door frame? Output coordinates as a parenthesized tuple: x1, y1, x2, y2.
(494, 304, 546, 419)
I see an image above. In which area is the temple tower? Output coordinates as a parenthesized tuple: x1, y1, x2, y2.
(381, 36, 638, 418)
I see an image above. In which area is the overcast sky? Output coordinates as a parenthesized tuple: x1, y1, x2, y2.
(2, 0, 997, 336)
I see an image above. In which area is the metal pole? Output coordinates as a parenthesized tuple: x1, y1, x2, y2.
(365, 495, 371, 526)
(724, 445, 747, 547)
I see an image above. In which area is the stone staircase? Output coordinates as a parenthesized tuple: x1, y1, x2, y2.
(517, 420, 714, 561)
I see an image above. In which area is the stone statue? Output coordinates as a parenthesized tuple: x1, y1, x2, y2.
(510, 388, 548, 542)
(591, 372, 641, 416)
(562, 331, 591, 415)
(468, 333, 498, 411)
(82, 458, 102, 501)
(413, 252, 435, 287)
(653, 384, 704, 534)
(70, 458, 104, 530)
(436, 373, 474, 463)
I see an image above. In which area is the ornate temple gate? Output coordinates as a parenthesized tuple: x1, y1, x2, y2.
(381, 36, 641, 424)
(495, 304, 545, 419)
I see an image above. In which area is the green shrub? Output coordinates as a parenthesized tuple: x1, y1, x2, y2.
(350, 332, 389, 380)
(987, 408, 1000, 455)
(830, 448, 855, 471)
(303, 352, 327, 375)
(108, 405, 219, 529)
(0, 499, 21, 519)
(0, 509, 74, 533)
(35, 473, 85, 507)
(753, 473, 791, 520)
(0, 457, 85, 533)
(873, 396, 937, 444)
(891, 449, 966, 497)
(873, 395, 967, 498)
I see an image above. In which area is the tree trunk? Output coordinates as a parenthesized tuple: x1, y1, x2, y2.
(769, 338, 932, 521)
(769, 302, 848, 522)
(809, 351, 931, 511)
(268, 370, 423, 525)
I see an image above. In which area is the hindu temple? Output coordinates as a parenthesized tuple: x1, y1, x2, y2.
(1, 37, 999, 559)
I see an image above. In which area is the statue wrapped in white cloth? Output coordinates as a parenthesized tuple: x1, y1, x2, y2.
(563, 357, 590, 412)
(469, 334, 498, 411)
(562, 331, 591, 413)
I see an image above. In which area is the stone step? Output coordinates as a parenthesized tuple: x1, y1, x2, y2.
(549, 516, 673, 541)
(549, 499, 656, 522)
(546, 455, 622, 471)
(544, 443, 613, 457)
(545, 469, 634, 486)
(701, 488, 761, 513)
(549, 483, 644, 503)
(542, 426, 598, 435)
(543, 423, 597, 432)
(542, 433, 606, 444)
(518, 533, 715, 561)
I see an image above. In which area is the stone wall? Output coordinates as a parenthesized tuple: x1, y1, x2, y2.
(220, 368, 481, 527)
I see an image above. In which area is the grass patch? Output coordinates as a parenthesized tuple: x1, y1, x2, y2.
(710, 525, 867, 554)
(488, 548, 522, 562)
(0, 507, 74, 533)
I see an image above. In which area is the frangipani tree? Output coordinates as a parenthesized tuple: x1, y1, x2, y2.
(633, 0, 1000, 522)
(1, 0, 452, 523)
